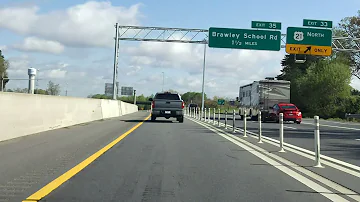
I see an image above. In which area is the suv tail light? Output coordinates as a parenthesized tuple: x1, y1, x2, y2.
(151, 101, 155, 109)
(181, 101, 185, 109)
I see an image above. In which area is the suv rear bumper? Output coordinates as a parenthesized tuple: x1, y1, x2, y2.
(284, 117, 302, 122)
(151, 109, 184, 117)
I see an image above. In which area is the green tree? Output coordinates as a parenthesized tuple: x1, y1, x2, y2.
(295, 59, 352, 118)
(34, 88, 48, 95)
(337, 10, 360, 78)
(181, 92, 207, 105)
(0, 50, 9, 91)
(165, 89, 179, 94)
(90, 94, 111, 99)
(276, 54, 323, 110)
(13, 88, 28, 93)
(46, 81, 61, 96)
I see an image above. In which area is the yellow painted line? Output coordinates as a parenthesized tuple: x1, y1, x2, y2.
(22, 114, 151, 202)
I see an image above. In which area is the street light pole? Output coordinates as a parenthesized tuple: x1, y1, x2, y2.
(112, 23, 119, 100)
(201, 42, 207, 113)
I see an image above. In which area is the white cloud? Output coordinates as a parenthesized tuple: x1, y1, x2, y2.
(125, 65, 142, 76)
(0, 45, 8, 52)
(13, 37, 65, 54)
(0, 1, 142, 48)
(7, 55, 32, 77)
(125, 41, 284, 79)
(0, 2, 289, 98)
(46, 69, 67, 78)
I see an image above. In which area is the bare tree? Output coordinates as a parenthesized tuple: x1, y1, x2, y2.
(46, 81, 61, 96)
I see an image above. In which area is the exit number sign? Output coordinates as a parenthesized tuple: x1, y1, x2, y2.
(303, 19, 333, 28)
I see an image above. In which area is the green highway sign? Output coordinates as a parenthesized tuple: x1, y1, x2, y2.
(217, 99, 225, 105)
(208, 27, 281, 51)
(286, 27, 332, 46)
(251, 21, 282, 30)
(303, 19, 333, 28)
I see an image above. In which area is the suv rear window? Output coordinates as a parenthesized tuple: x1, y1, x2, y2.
(154, 93, 180, 100)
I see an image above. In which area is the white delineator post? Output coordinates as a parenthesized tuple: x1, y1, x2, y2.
(213, 108, 216, 125)
(314, 116, 322, 167)
(225, 110, 228, 129)
(243, 109, 247, 137)
(218, 108, 221, 127)
(208, 108, 211, 123)
(28, 68, 37, 94)
(232, 109, 236, 133)
(279, 113, 285, 152)
(258, 111, 263, 143)
(204, 108, 207, 122)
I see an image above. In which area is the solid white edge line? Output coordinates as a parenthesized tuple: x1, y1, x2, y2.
(189, 118, 349, 202)
(205, 117, 360, 174)
(192, 118, 360, 201)
(284, 126, 297, 129)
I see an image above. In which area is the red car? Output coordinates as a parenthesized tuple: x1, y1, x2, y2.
(269, 103, 302, 124)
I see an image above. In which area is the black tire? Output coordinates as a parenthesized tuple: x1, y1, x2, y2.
(151, 115, 156, 122)
(240, 115, 244, 120)
(295, 121, 301, 124)
(178, 116, 184, 123)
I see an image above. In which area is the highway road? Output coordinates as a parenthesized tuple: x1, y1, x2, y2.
(0, 111, 359, 201)
(209, 113, 360, 167)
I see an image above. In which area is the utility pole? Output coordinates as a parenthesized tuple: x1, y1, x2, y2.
(134, 89, 137, 105)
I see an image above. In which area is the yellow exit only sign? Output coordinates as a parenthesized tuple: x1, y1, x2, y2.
(285, 44, 332, 56)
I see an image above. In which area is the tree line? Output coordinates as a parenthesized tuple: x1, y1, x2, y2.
(89, 90, 236, 111)
(4, 81, 61, 96)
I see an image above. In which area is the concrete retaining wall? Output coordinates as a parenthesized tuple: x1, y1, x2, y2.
(0, 92, 139, 142)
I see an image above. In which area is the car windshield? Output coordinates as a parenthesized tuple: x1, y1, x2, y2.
(281, 105, 296, 109)
(155, 93, 180, 100)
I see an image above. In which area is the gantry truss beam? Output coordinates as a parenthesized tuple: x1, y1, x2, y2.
(118, 26, 360, 53)
(118, 26, 208, 44)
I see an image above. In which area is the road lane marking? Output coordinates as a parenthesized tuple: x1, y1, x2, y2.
(194, 119, 360, 201)
(356, 139, 360, 141)
(284, 126, 297, 129)
(302, 122, 360, 131)
(190, 117, 360, 177)
(22, 114, 151, 202)
(318, 119, 360, 126)
(191, 119, 350, 201)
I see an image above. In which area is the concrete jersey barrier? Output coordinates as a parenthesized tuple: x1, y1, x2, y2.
(0, 92, 138, 142)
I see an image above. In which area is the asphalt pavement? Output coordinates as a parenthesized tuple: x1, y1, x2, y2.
(42, 113, 333, 202)
(208, 113, 360, 167)
(0, 111, 359, 201)
(0, 112, 149, 202)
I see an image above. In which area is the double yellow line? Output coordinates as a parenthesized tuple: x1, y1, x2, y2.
(23, 114, 150, 202)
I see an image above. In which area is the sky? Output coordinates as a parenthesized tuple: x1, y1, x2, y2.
(0, 0, 360, 98)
